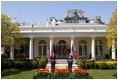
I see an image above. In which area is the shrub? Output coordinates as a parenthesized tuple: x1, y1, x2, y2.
(1, 53, 8, 59)
(30, 59, 38, 69)
(78, 56, 83, 59)
(1, 69, 22, 77)
(71, 72, 93, 79)
(89, 60, 95, 69)
(98, 62, 109, 69)
(77, 59, 117, 69)
(33, 72, 93, 79)
(94, 63, 99, 69)
(78, 59, 86, 68)
(85, 62, 90, 69)
(42, 56, 48, 64)
(33, 72, 50, 79)
(1, 59, 14, 69)
(14, 60, 23, 68)
(51, 72, 70, 79)
(79, 61, 85, 68)
(112, 63, 117, 69)
(1, 57, 48, 69)
(38, 57, 47, 68)
(78, 59, 95, 69)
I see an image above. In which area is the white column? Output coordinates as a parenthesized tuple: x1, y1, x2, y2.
(29, 37, 33, 59)
(91, 37, 95, 60)
(1, 46, 5, 54)
(10, 45, 14, 59)
(71, 37, 74, 52)
(112, 40, 116, 60)
(50, 37, 53, 52)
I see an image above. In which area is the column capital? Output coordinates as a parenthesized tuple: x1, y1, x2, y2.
(91, 36, 96, 38)
(71, 36, 75, 38)
(29, 36, 33, 39)
(49, 36, 54, 39)
(70, 36, 75, 39)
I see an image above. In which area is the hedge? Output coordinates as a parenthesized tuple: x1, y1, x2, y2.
(1, 57, 48, 69)
(1, 69, 23, 77)
(77, 59, 117, 69)
(33, 72, 93, 79)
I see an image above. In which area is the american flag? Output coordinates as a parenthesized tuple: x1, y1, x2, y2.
(47, 45, 50, 58)
(72, 44, 77, 59)
(73, 46, 77, 59)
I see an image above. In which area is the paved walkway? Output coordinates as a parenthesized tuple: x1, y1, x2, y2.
(46, 59, 78, 70)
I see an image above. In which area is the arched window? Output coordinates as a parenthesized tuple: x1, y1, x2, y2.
(95, 40, 102, 55)
(78, 40, 87, 56)
(39, 40, 47, 56)
(57, 40, 67, 56)
(58, 40, 66, 48)
(58, 40, 66, 44)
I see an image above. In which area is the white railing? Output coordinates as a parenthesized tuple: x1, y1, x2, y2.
(19, 25, 107, 33)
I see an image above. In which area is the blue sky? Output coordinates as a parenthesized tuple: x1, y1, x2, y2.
(1, 1, 117, 24)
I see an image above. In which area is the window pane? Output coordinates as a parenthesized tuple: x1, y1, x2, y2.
(58, 40, 66, 44)
(95, 45, 98, 55)
(79, 40, 87, 44)
(83, 45, 87, 55)
(95, 40, 102, 44)
(39, 40, 47, 44)
(43, 45, 47, 55)
(99, 45, 102, 55)
(39, 40, 47, 56)
(39, 45, 42, 55)
(62, 45, 65, 48)
(79, 45, 82, 55)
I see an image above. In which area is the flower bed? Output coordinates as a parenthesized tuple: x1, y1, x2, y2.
(33, 72, 92, 79)
(73, 68, 87, 72)
(55, 68, 68, 72)
(33, 68, 91, 79)
(36, 69, 49, 72)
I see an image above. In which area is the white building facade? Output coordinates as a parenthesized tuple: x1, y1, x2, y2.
(11, 9, 116, 60)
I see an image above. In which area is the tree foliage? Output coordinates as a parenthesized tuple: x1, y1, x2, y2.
(1, 14, 30, 53)
(1, 14, 20, 48)
(1, 14, 26, 49)
(106, 9, 117, 48)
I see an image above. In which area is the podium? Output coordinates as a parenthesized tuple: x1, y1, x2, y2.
(50, 56, 56, 72)
(67, 57, 74, 72)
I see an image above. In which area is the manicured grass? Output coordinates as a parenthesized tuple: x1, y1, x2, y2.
(88, 69, 117, 79)
(2, 69, 117, 79)
(2, 69, 35, 79)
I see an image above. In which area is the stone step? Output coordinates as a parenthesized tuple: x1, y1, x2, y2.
(46, 59, 78, 69)
(48, 59, 76, 64)
(46, 63, 78, 69)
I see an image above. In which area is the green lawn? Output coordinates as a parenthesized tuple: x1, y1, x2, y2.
(2, 69, 35, 79)
(88, 69, 117, 79)
(2, 69, 117, 79)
